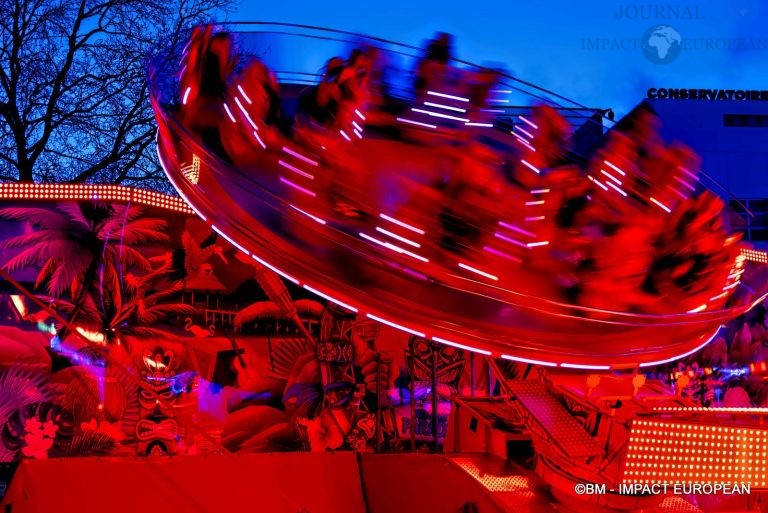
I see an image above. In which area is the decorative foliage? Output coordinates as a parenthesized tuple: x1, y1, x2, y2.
(0, 366, 55, 461)
(0, 203, 168, 298)
(0, 366, 54, 425)
(265, 337, 315, 381)
(234, 299, 325, 330)
(20, 418, 58, 459)
(58, 430, 117, 458)
(234, 253, 320, 343)
(81, 420, 126, 442)
(1, 402, 75, 461)
(77, 259, 197, 346)
(61, 373, 128, 425)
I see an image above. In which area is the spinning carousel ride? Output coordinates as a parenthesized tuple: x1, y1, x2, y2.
(149, 23, 768, 369)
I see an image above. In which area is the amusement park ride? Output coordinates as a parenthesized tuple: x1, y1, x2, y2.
(149, 23, 768, 513)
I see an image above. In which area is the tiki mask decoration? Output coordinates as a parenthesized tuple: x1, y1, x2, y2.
(138, 345, 184, 412)
(141, 346, 181, 382)
(136, 407, 185, 456)
(406, 336, 465, 392)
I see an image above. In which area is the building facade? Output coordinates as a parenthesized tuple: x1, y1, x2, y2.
(645, 89, 768, 245)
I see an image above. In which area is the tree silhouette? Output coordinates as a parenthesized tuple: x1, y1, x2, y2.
(0, 0, 232, 190)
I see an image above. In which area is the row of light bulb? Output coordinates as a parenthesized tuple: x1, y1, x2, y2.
(0, 183, 193, 213)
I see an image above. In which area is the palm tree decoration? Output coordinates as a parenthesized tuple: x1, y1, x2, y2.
(234, 290, 324, 375)
(234, 299, 325, 333)
(77, 261, 197, 344)
(233, 252, 319, 345)
(0, 202, 170, 333)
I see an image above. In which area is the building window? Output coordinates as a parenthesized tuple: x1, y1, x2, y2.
(732, 199, 768, 242)
(724, 114, 768, 127)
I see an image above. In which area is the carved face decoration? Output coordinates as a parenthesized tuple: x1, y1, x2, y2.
(320, 303, 357, 345)
(141, 346, 180, 382)
(406, 336, 465, 389)
(139, 387, 176, 412)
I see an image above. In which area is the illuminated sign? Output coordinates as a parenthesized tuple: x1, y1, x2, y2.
(647, 88, 768, 101)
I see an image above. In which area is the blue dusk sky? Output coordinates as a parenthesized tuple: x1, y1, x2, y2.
(232, 0, 768, 118)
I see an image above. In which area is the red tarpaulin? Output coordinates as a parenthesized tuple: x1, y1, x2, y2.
(2, 453, 364, 513)
(2, 453, 510, 513)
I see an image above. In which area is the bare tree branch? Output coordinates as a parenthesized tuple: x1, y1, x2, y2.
(0, 0, 233, 191)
